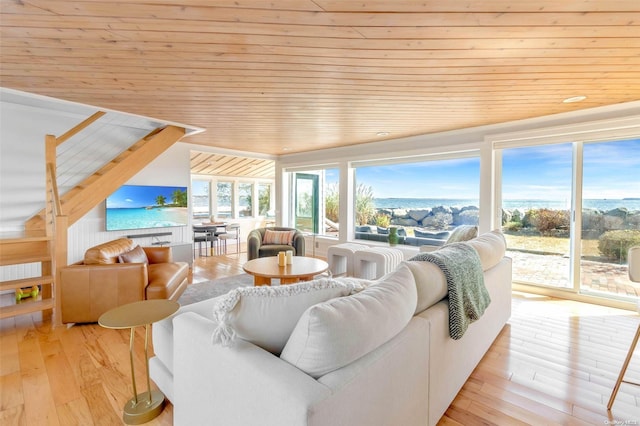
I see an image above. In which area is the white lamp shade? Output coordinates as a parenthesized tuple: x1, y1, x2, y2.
(629, 246, 640, 283)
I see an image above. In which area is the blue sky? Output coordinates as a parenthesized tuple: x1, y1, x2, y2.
(503, 139, 640, 200)
(355, 158, 480, 199)
(583, 139, 640, 199)
(106, 185, 187, 208)
(341, 138, 639, 200)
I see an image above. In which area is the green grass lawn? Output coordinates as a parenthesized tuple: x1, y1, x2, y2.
(504, 233, 599, 256)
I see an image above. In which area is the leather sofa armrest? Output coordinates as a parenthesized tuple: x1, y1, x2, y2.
(60, 263, 148, 324)
(143, 246, 172, 263)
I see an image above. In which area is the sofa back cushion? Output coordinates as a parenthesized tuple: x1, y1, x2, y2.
(465, 230, 506, 271)
(280, 264, 417, 378)
(402, 260, 448, 315)
(405, 230, 507, 314)
(211, 277, 368, 355)
(84, 238, 136, 265)
(414, 229, 450, 239)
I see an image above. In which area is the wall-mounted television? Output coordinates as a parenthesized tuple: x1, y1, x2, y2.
(105, 185, 189, 231)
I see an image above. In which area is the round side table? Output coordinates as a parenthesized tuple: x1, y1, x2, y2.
(99, 299, 179, 425)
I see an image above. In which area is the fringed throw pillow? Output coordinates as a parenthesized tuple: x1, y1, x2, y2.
(211, 277, 369, 355)
(263, 229, 296, 245)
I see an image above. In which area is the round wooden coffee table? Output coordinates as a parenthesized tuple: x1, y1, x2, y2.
(243, 256, 329, 286)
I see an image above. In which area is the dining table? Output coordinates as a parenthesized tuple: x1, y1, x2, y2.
(193, 222, 228, 256)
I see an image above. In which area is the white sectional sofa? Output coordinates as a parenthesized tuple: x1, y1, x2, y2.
(150, 230, 512, 426)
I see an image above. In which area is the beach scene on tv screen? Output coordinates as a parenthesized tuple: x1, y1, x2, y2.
(106, 185, 188, 231)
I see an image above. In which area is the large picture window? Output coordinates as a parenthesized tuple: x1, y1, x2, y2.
(238, 183, 253, 217)
(216, 181, 233, 219)
(353, 157, 480, 246)
(258, 183, 272, 216)
(192, 180, 210, 220)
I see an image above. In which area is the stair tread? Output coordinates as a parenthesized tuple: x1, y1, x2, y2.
(0, 231, 51, 243)
(0, 275, 54, 290)
(0, 298, 54, 319)
(0, 254, 51, 266)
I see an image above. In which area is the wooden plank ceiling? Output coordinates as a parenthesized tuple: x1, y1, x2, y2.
(190, 151, 274, 179)
(1, 1, 639, 156)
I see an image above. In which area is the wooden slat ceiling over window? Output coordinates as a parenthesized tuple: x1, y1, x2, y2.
(2, 1, 639, 155)
(190, 151, 274, 179)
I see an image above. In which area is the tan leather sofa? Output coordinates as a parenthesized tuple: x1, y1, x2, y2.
(60, 238, 189, 324)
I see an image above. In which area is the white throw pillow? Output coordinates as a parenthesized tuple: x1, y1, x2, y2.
(280, 264, 417, 378)
(211, 277, 368, 355)
(465, 230, 506, 271)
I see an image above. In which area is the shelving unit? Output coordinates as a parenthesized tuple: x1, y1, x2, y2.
(0, 232, 55, 319)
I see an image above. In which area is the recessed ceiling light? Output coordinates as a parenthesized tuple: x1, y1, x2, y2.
(282, 147, 291, 151)
(563, 96, 587, 103)
(376, 132, 389, 137)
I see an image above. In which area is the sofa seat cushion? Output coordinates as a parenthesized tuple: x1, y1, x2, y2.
(259, 244, 296, 257)
(84, 238, 135, 265)
(280, 264, 417, 379)
(146, 262, 189, 300)
(210, 278, 367, 355)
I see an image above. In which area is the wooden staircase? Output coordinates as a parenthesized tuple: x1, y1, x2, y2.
(0, 112, 185, 324)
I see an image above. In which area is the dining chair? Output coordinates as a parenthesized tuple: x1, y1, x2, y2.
(218, 223, 241, 254)
(193, 226, 217, 257)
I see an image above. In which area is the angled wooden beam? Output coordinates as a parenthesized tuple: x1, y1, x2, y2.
(55, 111, 106, 146)
(60, 125, 185, 226)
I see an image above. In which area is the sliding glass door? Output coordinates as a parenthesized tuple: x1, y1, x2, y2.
(500, 138, 640, 304)
(501, 144, 573, 288)
(580, 139, 640, 300)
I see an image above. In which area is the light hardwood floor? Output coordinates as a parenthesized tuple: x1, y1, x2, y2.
(1, 249, 639, 425)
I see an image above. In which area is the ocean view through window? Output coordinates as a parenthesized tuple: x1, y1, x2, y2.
(340, 137, 638, 304)
(353, 157, 480, 246)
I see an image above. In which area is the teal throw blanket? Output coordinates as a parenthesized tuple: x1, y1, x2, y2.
(409, 243, 490, 340)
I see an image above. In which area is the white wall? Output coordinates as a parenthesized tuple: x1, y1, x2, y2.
(66, 143, 192, 263)
(0, 101, 97, 230)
